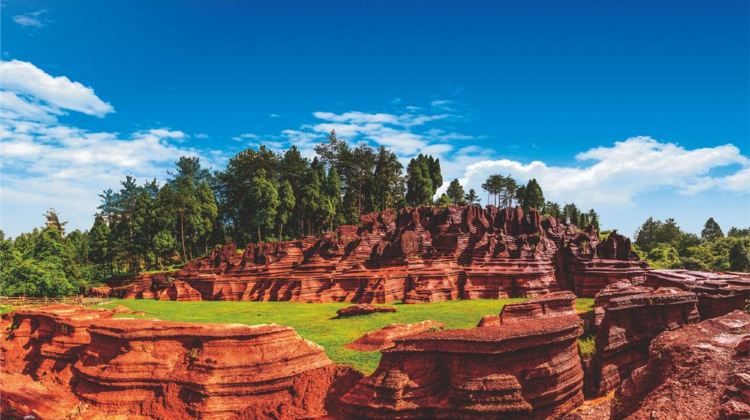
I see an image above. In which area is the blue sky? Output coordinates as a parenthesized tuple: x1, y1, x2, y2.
(1, 0, 748, 237)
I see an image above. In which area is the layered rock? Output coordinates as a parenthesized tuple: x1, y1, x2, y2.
(339, 314, 584, 419)
(73, 319, 341, 419)
(346, 320, 445, 352)
(592, 282, 652, 328)
(1, 304, 114, 385)
(566, 231, 648, 297)
(478, 291, 577, 327)
(336, 304, 397, 318)
(612, 310, 750, 419)
(115, 205, 583, 304)
(589, 288, 700, 396)
(157, 279, 203, 301)
(645, 269, 750, 319)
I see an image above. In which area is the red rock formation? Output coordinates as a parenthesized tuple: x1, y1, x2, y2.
(1, 304, 114, 385)
(73, 319, 341, 419)
(592, 282, 652, 328)
(346, 320, 445, 352)
(645, 269, 750, 319)
(157, 279, 202, 301)
(127, 205, 578, 304)
(336, 304, 397, 318)
(478, 291, 577, 327)
(0, 372, 89, 419)
(339, 315, 584, 419)
(612, 310, 750, 419)
(566, 231, 648, 297)
(589, 288, 700, 397)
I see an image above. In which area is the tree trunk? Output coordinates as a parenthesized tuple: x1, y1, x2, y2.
(257, 226, 261, 243)
(179, 211, 187, 262)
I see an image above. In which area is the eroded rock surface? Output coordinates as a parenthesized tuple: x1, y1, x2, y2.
(111, 205, 595, 304)
(346, 320, 445, 352)
(566, 231, 648, 298)
(478, 291, 577, 327)
(339, 314, 585, 418)
(613, 310, 750, 419)
(589, 288, 700, 397)
(1, 306, 350, 420)
(646, 269, 750, 319)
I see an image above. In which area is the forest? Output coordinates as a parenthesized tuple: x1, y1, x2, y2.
(1, 131, 749, 297)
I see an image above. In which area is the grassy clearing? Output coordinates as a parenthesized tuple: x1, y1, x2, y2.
(93, 297, 595, 373)
(98, 299, 521, 373)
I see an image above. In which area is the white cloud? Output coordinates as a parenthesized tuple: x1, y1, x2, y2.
(454, 136, 749, 208)
(12, 10, 48, 28)
(0, 60, 214, 236)
(0, 60, 114, 117)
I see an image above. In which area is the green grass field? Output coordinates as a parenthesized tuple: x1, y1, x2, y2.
(97, 298, 594, 373)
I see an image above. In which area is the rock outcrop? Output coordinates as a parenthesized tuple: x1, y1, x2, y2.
(612, 310, 750, 419)
(157, 279, 203, 301)
(478, 291, 577, 327)
(566, 231, 648, 297)
(592, 282, 652, 328)
(73, 319, 341, 419)
(1, 306, 351, 420)
(645, 269, 750, 319)
(112, 205, 593, 304)
(346, 320, 445, 352)
(336, 304, 397, 318)
(339, 314, 584, 418)
(588, 288, 700, 396)
(1, 304, 114, 385)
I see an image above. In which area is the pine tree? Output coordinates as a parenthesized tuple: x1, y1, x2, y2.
(406, 156, 433, 206)
(446, 179, 465, 204)
(464, 189, 481, 204)
(701, 217, 724, 241)
(249, 170, 279, 242)
(436, 194, 452, 206)
(728, 240, 750, 272)
(277, 180, 296, 239)
(587, 209, 600, 231)
(519, 179, 544, 210)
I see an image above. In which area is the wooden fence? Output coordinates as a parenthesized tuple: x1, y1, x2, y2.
(0, 295, 107, 307)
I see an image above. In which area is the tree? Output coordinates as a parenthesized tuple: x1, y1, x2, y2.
(406, 156, 433, 206)
(373, 146, 404, 211)
(482, 174, 517, 207)
(436, 194, 452, 206)
(701, 217, 724, 241)
(729, 240, 750, 272)
(277, 180, 296, 239)
(44, 209, 67, 234)
(544, 201, 561, 218)
(249, 170, 279, 242)
(728, 227, 750, 238)
(517, 179, 544, 211)
(464, 189, 481, 204)
(587, 209, 600, 231)
(446, 179, 466, 204)
(562, 203, 581, 226)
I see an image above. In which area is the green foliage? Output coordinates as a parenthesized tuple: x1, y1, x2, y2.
(578, 336, 596, 356)
(406, 154, 436, 206)
(436, 194, 452, 206)
(517, 178, 544, 211)
(446, 179, 466, 204)
(701, 217, 724, 241)
(249, 170, 279, 242)
(481, 174, 517, 207)
(464, 188, 481, 204)
(634, 216, 750, 272)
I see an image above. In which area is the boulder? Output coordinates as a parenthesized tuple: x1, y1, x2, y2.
(612, 310, 750, 419)
(336, 304, 397, 318)
(157, 280, 202, 301)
